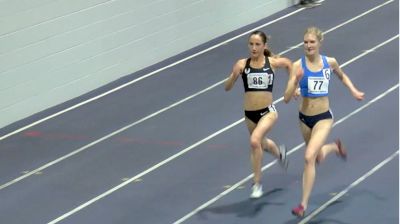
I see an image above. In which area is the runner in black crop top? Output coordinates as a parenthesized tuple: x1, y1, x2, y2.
(241, 57, 274, 92)
(224, 30, 292, 199)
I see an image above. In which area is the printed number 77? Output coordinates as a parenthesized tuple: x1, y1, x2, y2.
(313, 81, 323, 90)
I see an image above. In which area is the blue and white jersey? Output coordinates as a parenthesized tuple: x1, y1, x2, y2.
(299, 55, 332, 97)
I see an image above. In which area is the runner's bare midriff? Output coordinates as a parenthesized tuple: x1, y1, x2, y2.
(300, 96, 330, 115)
(244, 92, 273, 111)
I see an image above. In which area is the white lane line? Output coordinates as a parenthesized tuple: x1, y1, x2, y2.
(0, 3, 392, 192)
(3, 0, 393, 141)
(299, 150, 399, 224)
(0, 8, 306, 141)
(172, 84, 399, 224)
(47, 119, 244, 224)
(48, 34, 399, 223)
(340, 34, 398, 67)
(281, 0, 394, 55)
(0, 81, 225, 191)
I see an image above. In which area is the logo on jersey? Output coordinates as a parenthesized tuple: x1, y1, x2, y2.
(323, 69, 331, 80)
(244, 68, 251, 74)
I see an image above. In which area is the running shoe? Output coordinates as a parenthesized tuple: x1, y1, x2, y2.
(291, 204, 305, 217)
(250, 183, 263, 199)
(279, 144, 289, 170)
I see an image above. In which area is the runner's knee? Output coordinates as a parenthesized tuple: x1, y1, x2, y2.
(250, 135, 262, 151)
(304, 150, 318, 165)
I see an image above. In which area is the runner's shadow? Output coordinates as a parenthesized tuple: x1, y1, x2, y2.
(198, 188, 284, 219)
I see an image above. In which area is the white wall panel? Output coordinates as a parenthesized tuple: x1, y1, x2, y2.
(0, 0, 294, 128)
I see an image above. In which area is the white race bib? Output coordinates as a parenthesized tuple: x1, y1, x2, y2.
(247, 73, 272, 89)
(307, 76, 329, 94)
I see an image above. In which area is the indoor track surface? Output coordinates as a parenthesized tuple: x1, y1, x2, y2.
(0, 0, 398, 223)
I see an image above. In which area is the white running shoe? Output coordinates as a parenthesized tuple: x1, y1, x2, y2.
(278, 144, 289, 170)
(250, 183, 263, 199)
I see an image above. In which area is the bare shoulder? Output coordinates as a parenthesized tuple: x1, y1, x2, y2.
(235, 58, 247, 68)
(326, 56, 339, 67)
(293, 59, 302, 68)
(232, 58, 247, 74)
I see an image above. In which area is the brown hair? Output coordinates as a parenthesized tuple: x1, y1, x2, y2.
(249, 30, 273, 57)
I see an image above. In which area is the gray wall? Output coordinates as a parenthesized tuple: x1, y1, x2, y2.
(0, 0, 294, 128)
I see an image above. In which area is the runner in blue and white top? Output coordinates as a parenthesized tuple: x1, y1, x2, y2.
(283, 26, 365, 218)
(299, 54, 331, 98)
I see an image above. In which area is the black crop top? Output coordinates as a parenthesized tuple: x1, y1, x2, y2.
(241, 57, 274, 92)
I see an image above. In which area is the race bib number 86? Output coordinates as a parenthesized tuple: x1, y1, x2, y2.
(247, 73, 272, 89)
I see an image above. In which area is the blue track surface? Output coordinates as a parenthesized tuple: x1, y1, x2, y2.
(0, 0, 398, 223)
